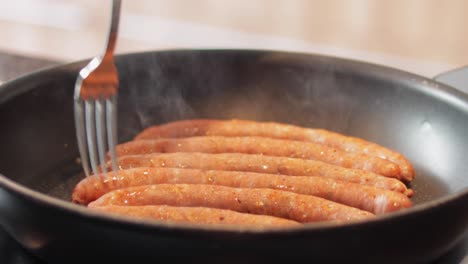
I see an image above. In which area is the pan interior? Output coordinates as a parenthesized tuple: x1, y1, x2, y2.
(0, 50, 465, 209)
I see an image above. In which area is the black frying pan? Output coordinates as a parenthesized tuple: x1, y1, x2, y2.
(0, 50, 466, 263)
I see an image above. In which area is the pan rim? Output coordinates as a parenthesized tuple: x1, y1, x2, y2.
(0, 48, 467, 235)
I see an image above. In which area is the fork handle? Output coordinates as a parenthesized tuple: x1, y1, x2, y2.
(104, 0, 121, 58)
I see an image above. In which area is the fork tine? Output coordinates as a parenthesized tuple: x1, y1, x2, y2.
(106, 96, 118, 171)
(95, 99, 108, 174)
(74, 99, 91, 177)
(85, 100, 99, 174)
(74, 0, 120, 176)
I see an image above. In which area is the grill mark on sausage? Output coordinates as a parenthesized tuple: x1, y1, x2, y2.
(88, 184, 375, 223)
(134, 119, 414, 182)
(74, 167, 411, 214)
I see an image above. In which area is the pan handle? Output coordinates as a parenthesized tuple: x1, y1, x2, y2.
(434, 66, 468, 93)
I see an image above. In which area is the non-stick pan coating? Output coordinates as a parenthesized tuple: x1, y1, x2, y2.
(0, 50, 467, 263)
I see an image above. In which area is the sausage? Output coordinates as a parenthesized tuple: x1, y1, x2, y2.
(74, 167, 411, 214)
(88, 184, 375, 223)
(109, 152, 412, 196)
(113, 136, 401, 178)
(92, 205, 301, 228)
(134, 119, 414, 182)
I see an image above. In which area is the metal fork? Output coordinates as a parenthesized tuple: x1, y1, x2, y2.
(74, 0, 121, 176)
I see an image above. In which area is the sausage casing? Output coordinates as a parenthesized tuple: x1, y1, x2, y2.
(108, 152, 412, 196)
(74, 167, 411, 214)
(114, 136, 401, 178)
(93, 205, 301, 227)
(89, 184, 375, 223)
(134, 119, 414, 182)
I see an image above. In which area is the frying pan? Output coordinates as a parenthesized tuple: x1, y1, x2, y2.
(0, 49, 466, 263)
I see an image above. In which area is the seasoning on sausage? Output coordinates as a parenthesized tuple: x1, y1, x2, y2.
(134, 119, 414, 182)
(92, 205, 301, 227)
(74, 167, 411, 214)
(89, 184, 375, 223)
(108, 152, 412, 196)
(113, 136, 401, 178)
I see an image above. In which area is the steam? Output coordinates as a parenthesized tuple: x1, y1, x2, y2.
(280, 63, 357, 131)
(374, 194, 389, 215)
(116, 51, 359, 140)
(117, 52, 198, 140)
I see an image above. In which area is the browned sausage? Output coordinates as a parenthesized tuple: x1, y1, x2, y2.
(92, 205, 301, 228)
(113, 136, 401, 178)
(134, 119, 414, 182)
(88, 184, 375, 223)
(74, 167, 411, 214)
(109, 153, 412, 196)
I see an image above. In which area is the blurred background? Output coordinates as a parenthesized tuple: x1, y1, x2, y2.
(0, 0, 467, 77)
